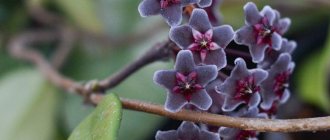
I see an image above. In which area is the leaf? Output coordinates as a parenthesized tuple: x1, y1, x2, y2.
(0, 69, 58, 140)
(55, 0, 104, 34)
(296, 24, 330, 112)
(68, 93, 122, 140)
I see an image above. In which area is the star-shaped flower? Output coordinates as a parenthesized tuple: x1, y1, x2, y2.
(138, 0, 213, 26)
(217, 58, 268, 112)
(156, 121, 220, 140)
(234, 2, 291, 63)
(260, 53, 295, 110)
(154, 50, 218, 112)
(258, 39, 296, 69)
(219, 107, 265, 140)
(170, 8, 234, 69)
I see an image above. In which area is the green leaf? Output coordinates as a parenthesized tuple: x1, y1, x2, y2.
(68, 93, 122, 140)
(296, 24, 330, 112)
(0, 69, 58, 140)
(55, 0, 104, 34)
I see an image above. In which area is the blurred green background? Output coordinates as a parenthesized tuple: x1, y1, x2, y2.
(0, 0, 330, 140)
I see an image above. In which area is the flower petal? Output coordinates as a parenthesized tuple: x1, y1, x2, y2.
(279, 89, 290, 104)
(178, 121, 200, 139)
(165, 92, 188, 112)
(155, 130, 178, 140)
(243, 2, 262, 25)
(249, 43, 268, 63)
(248, 93, 261, 109)
(212, 25, 234, 48)
(190, 89, 212, 110)
(203, 49, 227, 70)
(260, 6, 276, 25)
(222, 97, 245, 112)
(219, 127, 240, 139)
(271, 32, 282, 50)
(199, 130, 220, 140)
(175, 50, 196, 73)
(153, 70, 176, 89)
(169, 25, 193, 49)
(189, 9, 212, 33)
(195, 65, 218, 86)
(197, 0, 212, 8)
(234, 26, 256, 46)
(160, 4, 182, 26)
(277, 18, 291, 35)
(251, 69, 268, 84)
(138, 0, 161, 17)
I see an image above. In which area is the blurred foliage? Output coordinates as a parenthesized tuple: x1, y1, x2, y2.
(0, 69, 59, 140)
(69, 93, 122, 140)
(0, 0, 330, 140)
(296, 24, 330, 112)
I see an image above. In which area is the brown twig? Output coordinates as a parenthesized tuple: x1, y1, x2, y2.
(97, 41, 174, 91)
(8, 31, 330, 133)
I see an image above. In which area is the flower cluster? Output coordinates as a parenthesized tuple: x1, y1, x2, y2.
(138, 1, 296, 139)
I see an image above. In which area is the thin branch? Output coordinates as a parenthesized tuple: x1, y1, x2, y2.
(97, 41, 174, 91)
(225, 48, 251, 59)
(8, 30, 330, 133)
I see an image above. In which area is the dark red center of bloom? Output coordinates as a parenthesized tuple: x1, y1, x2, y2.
(189, 29, 220, 62)
(234, 76, 260, 103)
(160, 0, 180, 9)
(172, 72, 203, 101)
(253, 17, 276, 46)
(236, 130, 257, 140)
(273, 70, 290, 98)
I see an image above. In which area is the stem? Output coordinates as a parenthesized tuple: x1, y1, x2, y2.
(225, 48, 251, 59)
(97, 41, 174, 90)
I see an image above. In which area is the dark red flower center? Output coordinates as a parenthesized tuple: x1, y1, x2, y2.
(253, 17, 275, 46)
(172, 72, 203, 101)
(189, 29, 220, 62)
(236, 130, 257, 140)
(273, 70, 290, 98)
(234, 76, 260, 103)
(160, 0, 180, 9)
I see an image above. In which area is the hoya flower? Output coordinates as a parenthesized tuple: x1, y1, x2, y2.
(156, 121, 220, 140)
(259, 101, 279, 119)
(217, 58, 268, 112)
(138, 0, 201, 26)
(260, 53, 295, 110)
(206, 79, 225, 113)
(153, 50, 217, 112)
(219, 107, 265, 140)
(170, 9, 234, 69)
(234, 2, 291, 63)
(258, 39, 296, 69)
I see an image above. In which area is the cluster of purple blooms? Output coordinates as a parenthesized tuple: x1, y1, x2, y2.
(138, 0, 296, 140)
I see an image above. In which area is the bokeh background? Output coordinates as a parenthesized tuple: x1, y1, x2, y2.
(0, 0, 330, 139)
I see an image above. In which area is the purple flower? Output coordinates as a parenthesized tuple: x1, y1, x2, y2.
(153, 50, 218, 112)
(234, 2, 291, 63)
(258, 39, 296, 69)
(260, 53, 295, 110)
(138, 0, 204, 26)
(170, 9, 234, 69)
(219, 107, 265, 140)
(217, 58, 268, 112)
(206, 79, 225, 113)
(156, 121, 220, 140)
